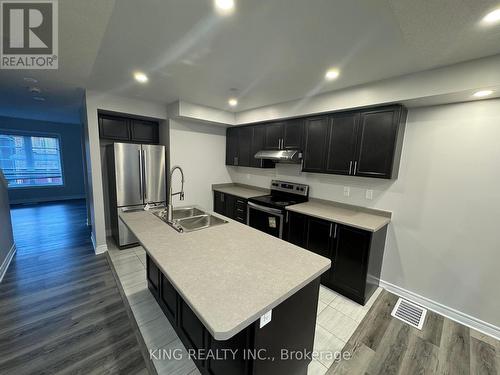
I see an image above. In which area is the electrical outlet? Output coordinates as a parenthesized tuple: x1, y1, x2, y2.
(259, 310, 272, 328)
(366, 189, 373, 200)
(343, 186, 350, 197)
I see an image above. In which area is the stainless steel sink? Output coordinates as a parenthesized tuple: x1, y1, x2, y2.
(153, 207, 227, 233)
(175, 214, 227, 232)
(171, 207, 205, 220)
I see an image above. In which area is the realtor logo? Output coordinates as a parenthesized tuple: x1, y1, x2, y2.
(1, 0, 58, 69)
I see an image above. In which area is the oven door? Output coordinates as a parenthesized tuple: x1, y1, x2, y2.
(247, 202, 284, 238)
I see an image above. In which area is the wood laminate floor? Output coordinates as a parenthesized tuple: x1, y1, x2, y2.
(326, 290, 500, 375)
(0, 200, 148, 375)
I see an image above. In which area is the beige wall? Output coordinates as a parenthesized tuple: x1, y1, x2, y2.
(229, 99, 500, 330)
(168, 119, 232, 210)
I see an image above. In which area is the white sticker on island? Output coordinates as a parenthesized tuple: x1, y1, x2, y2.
(259, 310, 272, 328)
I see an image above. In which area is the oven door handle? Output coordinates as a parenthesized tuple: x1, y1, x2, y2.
(247, 201, 284, 216)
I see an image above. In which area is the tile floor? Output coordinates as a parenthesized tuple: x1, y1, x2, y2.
(107, 239, 382, 375)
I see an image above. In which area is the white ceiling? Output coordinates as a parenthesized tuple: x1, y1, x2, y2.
(1, 0, 500, 122)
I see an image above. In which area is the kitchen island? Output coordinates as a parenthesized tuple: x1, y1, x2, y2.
(119, 208, 331, 375)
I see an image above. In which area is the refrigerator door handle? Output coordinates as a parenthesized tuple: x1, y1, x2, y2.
(142, 149, 147, 201)
(138, 149, 143, 201)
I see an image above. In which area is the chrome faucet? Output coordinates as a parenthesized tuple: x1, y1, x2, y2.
(167, 165, 185, 222)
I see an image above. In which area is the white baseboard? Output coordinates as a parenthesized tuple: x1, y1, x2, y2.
(90, 232, 108, 255)
(379, 279, 500, 341)
(0, 243, 16, 283)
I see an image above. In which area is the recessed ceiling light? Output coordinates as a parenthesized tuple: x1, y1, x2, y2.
(133, 71, 148, 83)
(33, 96, 46, 101)
(472, 90, 494, 98)
(23, 77, 38, 83)
(325, 69, 340, 81)
(482, 8, 500, 25)
(228, 98, 238, 107)
(214, 0, 235, 14)
(28, 87, 41, 94)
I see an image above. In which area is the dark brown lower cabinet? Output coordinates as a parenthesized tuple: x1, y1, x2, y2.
(286, 211, 387, 305)
(147, 255, 320, 375)
(213, 191, 248, 224)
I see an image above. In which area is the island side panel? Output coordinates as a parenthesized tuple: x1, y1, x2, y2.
(251, 277, 320, 375)
(146, 254, 321, 375)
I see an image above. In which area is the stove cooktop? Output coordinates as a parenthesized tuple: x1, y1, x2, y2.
(248, 180, 309, 210)
(248, 194, 303, 209)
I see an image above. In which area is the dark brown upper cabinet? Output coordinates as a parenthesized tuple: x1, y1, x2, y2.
(226, 126, 274, 168)
(237, 126, 253, 167)
(99, 114, 159, 144)
(99, 115, 130, 141)
(250, 125, 275, 168)
(263, 120, 304, 151)
(354, 106, 406, 179)
(325, 113, 359, 175)
(303, 116, 330, 172)
(282, 119, 304, 149)
(226, 127, 239, 166)
(130, 119, 159, 144)
(264, 122, 284, 150)
(302, 105, 406, 179)
(225, 104, 406, 177)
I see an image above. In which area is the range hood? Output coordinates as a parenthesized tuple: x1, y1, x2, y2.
(254, 150, 302, 163)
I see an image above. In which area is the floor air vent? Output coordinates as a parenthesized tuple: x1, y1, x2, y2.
(391, 298, 427, 330)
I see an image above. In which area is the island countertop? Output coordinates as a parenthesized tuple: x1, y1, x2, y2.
(119, 209, 331, 340)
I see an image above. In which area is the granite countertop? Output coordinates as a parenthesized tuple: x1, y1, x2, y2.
(212, 183, 267, 199)
(287, 199, 391, 232)
(119, 208, 331, 340)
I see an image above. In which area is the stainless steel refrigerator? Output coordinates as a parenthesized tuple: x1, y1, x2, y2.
(107, 142, 166, 248)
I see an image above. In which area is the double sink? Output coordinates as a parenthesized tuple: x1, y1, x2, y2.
(154, 206, 227, 233)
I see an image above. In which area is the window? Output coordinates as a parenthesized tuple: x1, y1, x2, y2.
(0, 133, 64, 188)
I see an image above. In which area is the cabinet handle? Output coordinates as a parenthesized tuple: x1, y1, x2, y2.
(334, 224, 338, 238)
(221, 193, 224, 202)
(234, 156, 238, 166)
(286, 211, 289, 223)
(329, 223, 333, 237)
(349, 161, 352, 175)
(354, 161, 358, 175)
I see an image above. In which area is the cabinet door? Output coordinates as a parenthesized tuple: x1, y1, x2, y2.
(224, 194, 236, 219)
(286, 211, 307, 248)
(237, 126, 253, 167)
(179, 300, 206, 353)
(99, 115, 130, 141)
(146, 255, 160, 297)
(226, 127, 239, 166)
(250, 125, 270, 168)
(264, 122, 283, 150)
(330, 225, 370, 299)
(160, 274, 178, 324)
(305, 217, 333, 283)
(130, 120, 159, 144)
(325, 114, 358, 175)
(283, 119, 304, 150)
(303, 117, 330, 172)
(354, 107, 400, 178)
(214, 191, 225, 215)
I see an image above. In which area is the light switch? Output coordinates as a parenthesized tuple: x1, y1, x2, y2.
(343, 186, 350, 197)
(366, 189, 373, 200)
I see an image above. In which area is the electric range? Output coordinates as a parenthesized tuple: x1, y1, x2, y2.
(247, 180, 309, 238)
